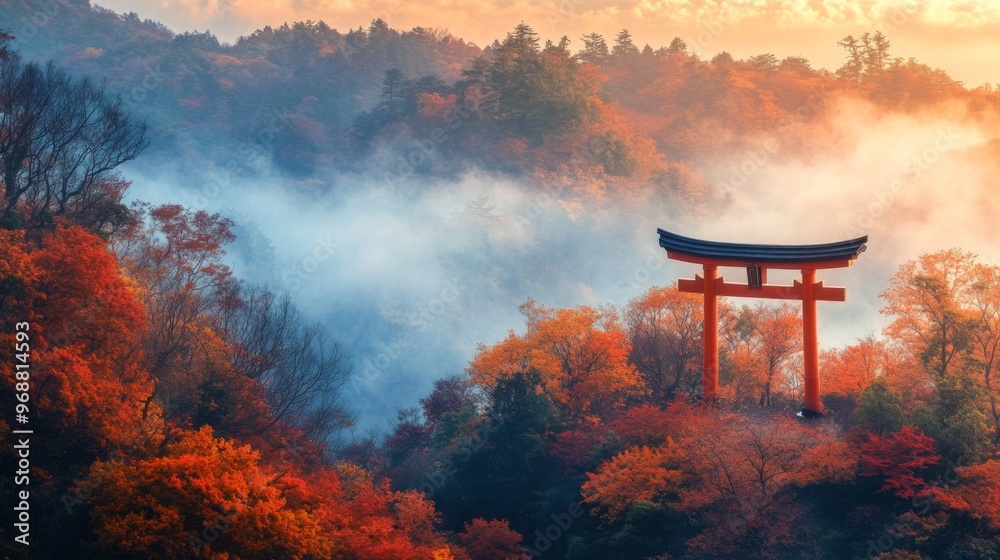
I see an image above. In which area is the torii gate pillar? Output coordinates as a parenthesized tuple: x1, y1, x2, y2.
(801, 268, 820, 413)
(703, 265, 719, 399)
(658, 230, 867, 416)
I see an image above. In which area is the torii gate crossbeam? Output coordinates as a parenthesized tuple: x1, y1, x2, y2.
(657, 229, 868, 416)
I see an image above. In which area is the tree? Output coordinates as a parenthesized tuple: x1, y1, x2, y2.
(435, 371, 554, 533)
(881, 250, 979, 378)
(504, 23, 540, 58)
(469, 300, 645, 422)
(113, 204, 236, 395)
(578, 33, 608, 65)
(612, 30, 639, 60)
(7, 225, 152, 452)
(83, 426, 317, 560)
(823, 335, 893, 396)
(624, 286, 702, 399)
(382, 67, 406, 117)
(487, 23, 596, 140)
(749, 304, 801, 407)
(581, 443, 685, 520)
(215, 284, 355, 453)
(944, 459, 1000, 530)
(674, 414, 856, 558)
(967, 263, 1000, 440)
(837, 35, 864, 82)
(748, 53, 779, 73)
(858, 426, 940, 499)
(0, 53, 147, 230)
(666, 37, 687, 55)
(866, 31, 891, 77)
(0, 31, 12, 61)
(420, 374, 474, 426)
(458, 519, 529, 560)
(853, 379, 905, 436)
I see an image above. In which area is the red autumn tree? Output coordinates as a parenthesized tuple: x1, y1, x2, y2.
(0, 225, 153, 456)
(943, 459, 1000, 530)
(858, 426, 941, 499)
(458, 519, 529, 560)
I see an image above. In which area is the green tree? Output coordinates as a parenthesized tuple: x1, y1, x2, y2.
(579, 32, 608, 65)
(435, 371, 555, 533)
(853, 379, 904, 436)
(612, 29, 639, 60)
(488, 23, 595, 140)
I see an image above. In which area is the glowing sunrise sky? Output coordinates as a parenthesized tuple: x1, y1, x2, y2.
(93, 0, 1000, 86)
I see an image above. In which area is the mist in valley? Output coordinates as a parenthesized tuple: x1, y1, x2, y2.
(120, 93, 1000, 432)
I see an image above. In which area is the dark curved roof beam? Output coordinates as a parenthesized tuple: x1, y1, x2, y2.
(657, 229, 868, 269)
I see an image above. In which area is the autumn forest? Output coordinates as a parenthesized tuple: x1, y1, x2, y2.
(3, 1, 1000, 559)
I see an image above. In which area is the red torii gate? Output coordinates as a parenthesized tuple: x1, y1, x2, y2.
(657, 229, 868, 416)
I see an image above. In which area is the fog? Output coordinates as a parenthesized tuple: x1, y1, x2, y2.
(123, 95, 1000, 433)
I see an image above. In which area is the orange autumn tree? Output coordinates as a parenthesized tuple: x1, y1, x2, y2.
(82, 426, 317, 560)
(821, 335, 895, 397)
(580, 411, 857, 559)
(880, 249, 979, 379)
(681, 414, 856, 559)
(469, 299, 645, 422)
(720, 304, 801, 406)
(881, 250, 1000, 436)
(967, 262, 1000, 439)
(333, 464, 462, 560)
(749, 303, 802, 407)
(581, 441, 686, 520)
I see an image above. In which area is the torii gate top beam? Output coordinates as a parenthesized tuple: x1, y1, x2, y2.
(657, 229, 868, 270)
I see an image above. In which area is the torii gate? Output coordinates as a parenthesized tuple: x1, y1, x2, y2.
(657, 229, 868, 417)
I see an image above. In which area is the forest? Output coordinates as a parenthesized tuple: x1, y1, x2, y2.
(2, 1, 1000, 559)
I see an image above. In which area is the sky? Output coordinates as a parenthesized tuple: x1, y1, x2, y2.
(94, 0, 1000, 86)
